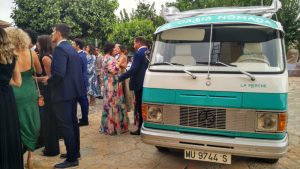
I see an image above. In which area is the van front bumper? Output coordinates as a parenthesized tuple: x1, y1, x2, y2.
(141, 125, 288, 159)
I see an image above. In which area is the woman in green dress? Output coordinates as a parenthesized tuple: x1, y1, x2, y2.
(5, 27, 42, 169)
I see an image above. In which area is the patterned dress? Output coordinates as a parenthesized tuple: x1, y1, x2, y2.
(100, 54, 129, 135)
(87, 54, 101, 97)
(117, 54, 134, 112)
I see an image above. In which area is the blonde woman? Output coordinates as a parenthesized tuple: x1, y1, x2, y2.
(0, 27, 23, 169)
(115, 45, 134, 112)
(5, 27, 42, 169)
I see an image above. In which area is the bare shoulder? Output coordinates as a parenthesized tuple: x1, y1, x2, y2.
(42, 55, 51, 63)
(31, 49, 39, 59)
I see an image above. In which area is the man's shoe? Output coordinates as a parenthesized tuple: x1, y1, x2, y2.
(78, 121, 89, 127)
(130, 130, 140, 135)
(60, 153, 81, 159)
(54, 160, 78, 168)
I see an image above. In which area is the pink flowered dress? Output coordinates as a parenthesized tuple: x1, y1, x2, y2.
(100, 54, 129, 135)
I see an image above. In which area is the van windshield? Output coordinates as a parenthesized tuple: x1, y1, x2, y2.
(150, 25, 284, 73)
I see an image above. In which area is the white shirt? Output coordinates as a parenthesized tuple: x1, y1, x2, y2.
(57, 39, 67, 46)
(138, 46, 147, 51)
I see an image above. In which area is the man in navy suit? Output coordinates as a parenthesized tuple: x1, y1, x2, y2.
(72, 38, 89, 126)
(43, 24, 85, 168)
(119, 36, 149, 135)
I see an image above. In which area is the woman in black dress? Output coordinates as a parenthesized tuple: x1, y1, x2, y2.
(36, 35, 60, 156)
(0, 28, 23, 168)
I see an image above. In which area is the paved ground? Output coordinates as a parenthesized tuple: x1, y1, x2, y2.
(31, 77, 300, 169)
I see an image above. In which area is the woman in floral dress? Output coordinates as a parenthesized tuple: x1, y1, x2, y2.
(86, 45, 101, 106)
(100, 42, 129, 135)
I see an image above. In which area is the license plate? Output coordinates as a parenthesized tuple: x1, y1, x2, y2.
(184, 149, 231, 164)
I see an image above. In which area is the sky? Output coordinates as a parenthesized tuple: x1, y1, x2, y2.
(0, 0, 176, 24)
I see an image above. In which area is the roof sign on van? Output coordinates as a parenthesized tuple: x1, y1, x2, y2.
(155, 14, 283, 34)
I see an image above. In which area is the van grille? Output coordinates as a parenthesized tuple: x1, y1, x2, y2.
(179, 107, 226, 129)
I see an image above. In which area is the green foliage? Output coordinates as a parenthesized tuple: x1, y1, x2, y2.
(131, 1, 156, 20)
(119, 9, 130, 22)
(119, 0, 165, 28)
(166, 0, 300, 50)
(276, 0, 300, 50)
(11, 0, 118, 41)
(110, 0, 165, 51)
(166, 0, 272, 10)
(108, 19, 155, 50)
(11, 0, 61, 35)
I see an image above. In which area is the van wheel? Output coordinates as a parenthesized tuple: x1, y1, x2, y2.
(262, 158, 279, 164)
(155, 146, 169, 152)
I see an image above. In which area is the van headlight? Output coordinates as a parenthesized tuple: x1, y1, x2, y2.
(142, 104, 163, 123)
(256, 113, 278, 132)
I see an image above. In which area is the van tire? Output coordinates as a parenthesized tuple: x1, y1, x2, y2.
(262, 158, 279, 164)
(155, 146, 169, 152)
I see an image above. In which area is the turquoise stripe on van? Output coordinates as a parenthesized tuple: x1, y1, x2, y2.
(144, 122, 286, 140)
(142, 88, 287, 110)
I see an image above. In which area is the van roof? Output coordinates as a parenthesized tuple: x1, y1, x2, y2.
(155, 13, 283, 34)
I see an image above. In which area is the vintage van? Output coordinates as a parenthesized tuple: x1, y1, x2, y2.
(141, 0, 288, 165)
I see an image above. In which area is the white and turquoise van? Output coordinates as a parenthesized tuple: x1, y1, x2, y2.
(141, 0, 288, 164)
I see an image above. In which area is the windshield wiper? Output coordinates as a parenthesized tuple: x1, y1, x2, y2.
(150, 62, 197, 79)
(196, 62, 237, 67)
(216, 61, 256, 81)
(150, 62, 184, 66)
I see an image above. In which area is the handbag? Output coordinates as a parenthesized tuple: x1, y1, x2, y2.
(33, 65, 45, 107)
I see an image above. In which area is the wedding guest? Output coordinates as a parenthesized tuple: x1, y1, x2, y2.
(116, 45, 134, 112)
(95, 47, 103, 99)
(119, 37, 149, 135)
(36, 35, 60, 156)
(43, 23, 85, 168)
(0, 26, 23, 169)
(86, 44, 101, 105)
(100, 42, 129, 135)
(72, 39, 89, 126)
(24, 29, 38, 52)
(5, 27, 42, 168)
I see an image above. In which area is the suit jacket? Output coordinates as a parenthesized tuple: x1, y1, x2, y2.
(119, 47, 149, 91)
(78, 51, 89, 88)
(48, 41, 86, 102)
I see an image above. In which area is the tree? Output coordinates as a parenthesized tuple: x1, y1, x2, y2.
(166, 0, 300, 50)
(108, 19, 156, 50)
(276, 0, 300, 50)
(118, 0, 165, 28)
(11, 0, 118, 42)
(119, 9, 130, 22)
(110, 0, 166, 51)
(11, 0, 61, 34)
(166, 0, 270, 10)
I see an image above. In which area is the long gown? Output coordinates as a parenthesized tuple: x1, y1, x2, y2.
(39, 55, 60, 156)
(87, 54, 101, 97)
(117, 54, 134, 112)
(0, 59, 24, 169)
(13, 51, 40, 151)
(100, 54, 129, 135)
